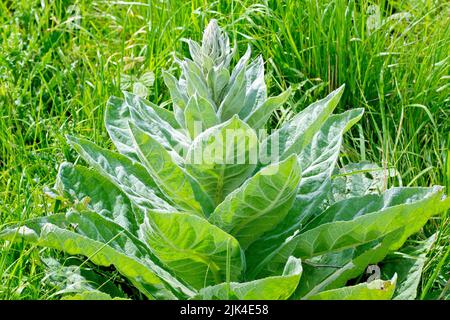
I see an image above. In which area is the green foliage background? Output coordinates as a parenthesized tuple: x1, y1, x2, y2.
(0, 0, 448, 299)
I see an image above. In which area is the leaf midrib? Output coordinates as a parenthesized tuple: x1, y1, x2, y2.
(230, 167, 298, 238)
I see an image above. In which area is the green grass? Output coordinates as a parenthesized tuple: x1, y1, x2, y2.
(0, 0, 448, 299)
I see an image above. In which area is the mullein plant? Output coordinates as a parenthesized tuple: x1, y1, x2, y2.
(1, 20, 449, 300)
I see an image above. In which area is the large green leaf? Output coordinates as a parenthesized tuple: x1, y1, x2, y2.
(244, 228, 303, 280)
(124, 92, 181, 129)
(194, 257, 302, 300)
(294, 192, 449, 298)
(307, 275, 397, 300)
(245, 109, 363, 278)
(185, 116, 258, 205)
(56, 162, 139, 232)
(0, 211, 195, 299)
(281, 188, 448, 299)
(136, 95, 180, 129)
(297, 108, 364, 192)
(287, 108, 364, 225)
(331, 161, 390, 202)
(105, 93, 181, 160)
(125, 91, 190, 157)
(129, 123, 211, 216)
(295, 187, 446, 259)
(209, 155, 301, 248)
(67, 136, 172, 211)
(142, 211, 244, 290)
(260, 85, 345, 160)
(295, 228, 404, 298)
(184, 94, 219, 139)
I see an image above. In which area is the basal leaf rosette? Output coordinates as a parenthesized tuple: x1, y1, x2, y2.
(1, 20, 449, 300)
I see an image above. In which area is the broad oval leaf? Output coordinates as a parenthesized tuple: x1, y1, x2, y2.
(260, 84, 345, 161)
(129, 123, 212, 216)
(56, 162, 139, 233)
(0, 211, 195, 299)
(105, 93, 181, 160)
(124, 91, 190, 158)
(295, 228, 404, 299)
(209, 155, 301, 248)
(245, 109, 364, 279)
(194, 257, 302, 300)
(296, 192, 449, 299)
(126, 91, 180, 129)
(142, 210, 244, 290)
(66, 136, 172, 211)
(294, 187, 447, 259)
(331, 161, 389, 201)
(185, 116, 258, 205)
(184, 95, 219, 139)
